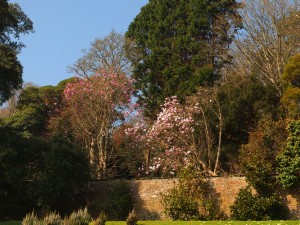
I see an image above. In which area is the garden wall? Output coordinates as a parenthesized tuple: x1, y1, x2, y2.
(88, 177, 300, 220)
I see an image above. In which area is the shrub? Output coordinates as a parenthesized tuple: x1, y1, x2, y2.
(22, 211, 39, 225)
(161, 185, 200, 220)
(88, 180, 133, 220)
(126, 208, 138, 225)
(160, 167, 223, 220)
(93, 211, 108, 225)
(43, 211, 62, 225)
(230, 186, 289, 220)
(65, 208, 91, 225)
(277, 120, 300, 189)
(30, 137, 90, 212)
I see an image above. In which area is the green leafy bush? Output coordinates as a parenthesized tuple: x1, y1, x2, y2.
(161, 185, 200, 220)
(277, 120, 300, 189)
(160, 168, 223, 220)
(230, 186, 288, 220)
(88, 180, 133, 220)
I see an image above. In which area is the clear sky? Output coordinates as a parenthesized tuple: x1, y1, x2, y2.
(10, 0, 148, 87)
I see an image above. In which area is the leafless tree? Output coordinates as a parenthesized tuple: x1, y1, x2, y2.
(233, 0, 300, 96)
(68, 30, 135, 77)
(187, 87, 224, 176)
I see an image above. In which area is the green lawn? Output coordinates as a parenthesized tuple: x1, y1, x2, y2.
(1, 221, 299, 225)
(105, 222, 300, 225)
(0, 222, 20, 225)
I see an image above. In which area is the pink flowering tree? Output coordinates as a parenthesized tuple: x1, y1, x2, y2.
(126, 88, 223, 177)
(64, 69, 134, 178)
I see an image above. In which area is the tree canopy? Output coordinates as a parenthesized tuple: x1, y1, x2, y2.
(126, 0, 241, 117)
(0, 0, 33, 104)
(68, 30, 134, 77)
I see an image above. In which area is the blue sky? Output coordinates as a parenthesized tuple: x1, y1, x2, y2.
(10, 0, 148, 86)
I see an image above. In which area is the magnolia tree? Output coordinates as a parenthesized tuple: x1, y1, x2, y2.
(64, 70, 134, 178)
(126, 89, 223, 177)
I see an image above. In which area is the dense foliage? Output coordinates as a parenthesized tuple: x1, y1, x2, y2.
(0, 80, 90, 220)
(126, 0, 241, 117)
(277, 120, 300, 189)
(1, 0, 300, 221)
(0, 0, 33, 104)
(230, 187, 288, 221)
(161, 168, 223, 221)
(88, 180, 133, 221)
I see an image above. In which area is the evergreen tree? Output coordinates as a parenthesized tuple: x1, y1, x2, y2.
(126, 0, 241, 118)
(0, 0, 33, 104)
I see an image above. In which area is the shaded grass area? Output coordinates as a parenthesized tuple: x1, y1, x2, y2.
(1, 221, 300, 225)
(0, 222, 21, 225)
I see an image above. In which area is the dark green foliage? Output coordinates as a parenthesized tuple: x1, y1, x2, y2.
(5, 86, 50, 135)
(88, 180, 133, 221)
(0, 45, 23, 104)
(218, 75, 280, 144)
(7, 103, 47, 136)
(0, 0, 34, 51)
(160, 168, 223, 220)
(126, 0, 241, 117)
(217, 75, 281, 173)
(112, 125, 144, 178)
(277, 120, 300, 189)
(0, 124, 90, 219)
(0, 0, 33, 104)
(0, 222, 21, 225)
(29, 136, 90, 211)
(5, 79, 72, 136)
(0, 77, 91, 219)
(230, 187, 288, 221)
(0, 124, 39, 220)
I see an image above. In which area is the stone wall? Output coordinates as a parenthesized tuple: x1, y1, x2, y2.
(89, 177, 300, 220)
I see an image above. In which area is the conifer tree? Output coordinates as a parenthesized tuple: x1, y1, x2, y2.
(126, 0, 241, 118)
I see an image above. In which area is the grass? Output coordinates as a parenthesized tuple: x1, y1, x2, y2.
(0, 222, 21, 225)
(1, 221, 299, 225)
(104, 221, 300, 225)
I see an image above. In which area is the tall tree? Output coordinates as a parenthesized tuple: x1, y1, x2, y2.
(126, 0, 241, 118)
(68, 30, 134, 77)
(0, 0, 33, 104)
(233, 0, 300, 96)
(5, 79, 71, 136)
(63, 70, 134, 178)
(0, 45, 23, 105)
